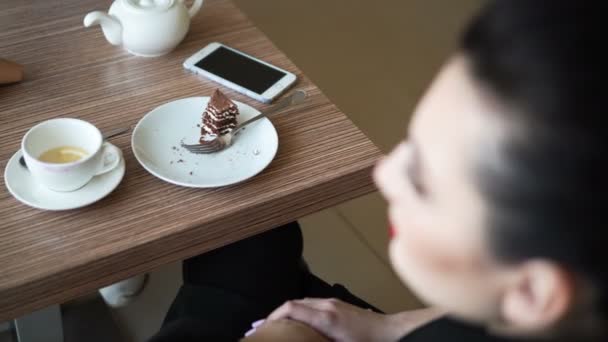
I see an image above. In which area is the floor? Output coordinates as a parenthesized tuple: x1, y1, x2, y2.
(1, 1, 482, 341)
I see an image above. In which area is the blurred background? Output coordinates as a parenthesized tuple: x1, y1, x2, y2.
(234, 0, 484, 309)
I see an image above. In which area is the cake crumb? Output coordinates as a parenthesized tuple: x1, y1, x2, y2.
(177, 159, 185, 163)
(253, 149, 260, 156)
(172, 146, 178, 151)
(196, 124, 200, 127)
(189, 171, 193, 175)
(170, 161, 174, 164)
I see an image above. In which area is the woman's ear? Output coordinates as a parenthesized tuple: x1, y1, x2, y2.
(500, 260, 574, 332)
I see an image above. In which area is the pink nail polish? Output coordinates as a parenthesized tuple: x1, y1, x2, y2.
(252, 319, 265, 328)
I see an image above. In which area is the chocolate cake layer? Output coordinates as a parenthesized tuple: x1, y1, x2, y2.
(200, 89, 240, 137)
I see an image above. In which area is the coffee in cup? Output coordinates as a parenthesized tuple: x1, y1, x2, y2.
(38, 146, 89, 164)
(22, 118, 122, 192)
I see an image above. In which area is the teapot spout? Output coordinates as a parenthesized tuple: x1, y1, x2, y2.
(84, 11, 123, 46)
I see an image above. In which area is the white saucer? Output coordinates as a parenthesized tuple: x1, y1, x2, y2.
(132, 97, 278, 188)
(3, 147, 126, 211)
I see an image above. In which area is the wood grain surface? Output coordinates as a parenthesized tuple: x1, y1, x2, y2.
(0, 0, 381, 321)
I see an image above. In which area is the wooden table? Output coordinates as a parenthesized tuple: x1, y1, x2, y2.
(0, 0, 381, 323)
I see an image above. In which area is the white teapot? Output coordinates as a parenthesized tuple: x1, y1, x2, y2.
(84, 0, 204, 57)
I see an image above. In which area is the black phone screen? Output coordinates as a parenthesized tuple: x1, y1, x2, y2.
(195, 46, 286, 95)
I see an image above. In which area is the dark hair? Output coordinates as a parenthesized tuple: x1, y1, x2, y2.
(461, 0, 607, 321)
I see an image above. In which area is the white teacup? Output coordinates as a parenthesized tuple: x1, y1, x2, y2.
(22, 118, 122, 192)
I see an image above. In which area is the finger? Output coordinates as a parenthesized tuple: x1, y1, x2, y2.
(294, 298, 343, 311)
(269, 298, 346, 323)
(244, 328, 256, 337)
(267, 300, 337, 334)
(267, 300, 318, 322)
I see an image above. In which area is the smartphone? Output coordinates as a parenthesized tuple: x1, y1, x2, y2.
(183, 42, 297, 103)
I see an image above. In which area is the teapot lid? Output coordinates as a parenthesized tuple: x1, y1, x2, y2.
(123, 0, 175, 12)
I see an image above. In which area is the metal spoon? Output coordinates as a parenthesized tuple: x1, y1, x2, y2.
(19, 126, 131, 170)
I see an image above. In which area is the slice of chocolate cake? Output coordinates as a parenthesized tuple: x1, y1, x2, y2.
(200, 89, 239, 141)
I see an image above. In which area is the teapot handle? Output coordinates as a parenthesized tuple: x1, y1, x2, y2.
(186, 0, 204, 18)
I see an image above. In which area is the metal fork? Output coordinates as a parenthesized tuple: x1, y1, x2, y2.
(181, 90, 307, 154)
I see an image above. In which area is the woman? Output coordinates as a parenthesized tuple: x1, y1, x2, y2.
(152, 1, 606, 340)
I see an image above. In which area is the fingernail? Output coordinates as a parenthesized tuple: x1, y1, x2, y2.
(252, 319, 265, 328)
(245, 328, 256, 337)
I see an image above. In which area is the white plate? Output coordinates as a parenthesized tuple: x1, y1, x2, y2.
(132, 97, 278, 188)
(3, 146, 125, 211)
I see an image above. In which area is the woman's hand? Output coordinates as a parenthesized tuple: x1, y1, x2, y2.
(265, 298, 444, 342)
